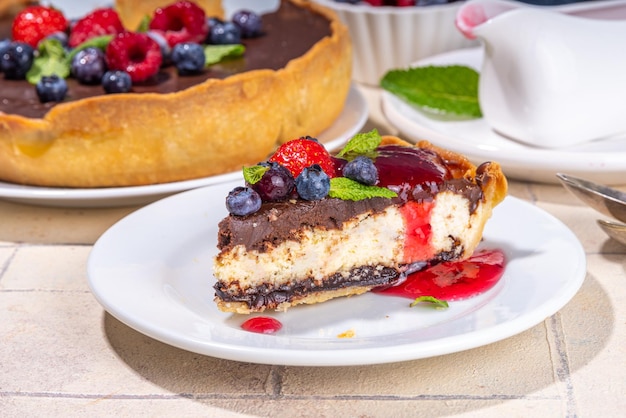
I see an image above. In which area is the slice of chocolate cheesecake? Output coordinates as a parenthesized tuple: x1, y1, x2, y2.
(213, 132, 508, 314)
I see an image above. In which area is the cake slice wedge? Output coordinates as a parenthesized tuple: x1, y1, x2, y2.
(213, 131, 507, 314)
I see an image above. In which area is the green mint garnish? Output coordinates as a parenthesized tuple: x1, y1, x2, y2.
(204, 44, 246, 67)
(410, 296, 449, 310)
(26, 39, 70, 84)
(66, 35, 114, 64)
(243, 165, 269, 185)
(329, 177, 397, 201)
(136, 15, 151, 32)
(336, 129, 382, 160)
(381, 65, 482, 120)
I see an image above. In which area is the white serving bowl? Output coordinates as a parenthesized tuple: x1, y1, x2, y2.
(312, 0, 478, 86)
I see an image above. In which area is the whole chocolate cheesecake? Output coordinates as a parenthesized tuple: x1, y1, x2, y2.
(0, 0, 352, 187)
(213, 133, 508, 314)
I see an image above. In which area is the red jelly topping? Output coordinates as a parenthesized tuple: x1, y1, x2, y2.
(241, 316, 283, 334)
(377, 249, 506, 301)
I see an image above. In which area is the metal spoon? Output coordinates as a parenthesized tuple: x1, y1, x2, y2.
(556, 173, 626, 223)
(597, 219, 626, 247)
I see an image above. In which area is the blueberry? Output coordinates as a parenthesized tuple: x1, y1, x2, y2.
(35, 75, 68, 103)
(226, 186, 262, 216)
(71, 47, 107, 85)
(147, 31, 171, 64)
(1, 42, 35, 79)
(231, 10, 262, 38)
(296, 164, 330, 201)
(342, 156, 378, 185)
(102, 70, 132, 94)
(171, 42, 206, 75)
(251, 162, 295, 202)
(208, 21, 241, 45)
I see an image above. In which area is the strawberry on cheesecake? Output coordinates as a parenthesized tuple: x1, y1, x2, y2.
(213, 131, 508, 314)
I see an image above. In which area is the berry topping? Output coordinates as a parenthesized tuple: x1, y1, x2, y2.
(105, 32, 163, 83)
(171, 42, 205, 74)
(295, 164, 330, 201)
(11, 5, 68, 48)
(71, 47, 107, 85)
(69, 8, 125, 48)
(269, 137, 336, 178)
(208, 20, 241, 45)
(226, 186, 262, 216)
(0, 42, 34, 79)
(250, 162, 295, 202)
(149, 1, 208, 47)
(342, 155, 379, 185)
(231, 10, 263, 38)
(102, 70, 132, 94)
(35, 74, 67, 103)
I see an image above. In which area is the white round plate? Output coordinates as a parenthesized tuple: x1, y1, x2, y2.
(0, 86, 367, 208)
(381, 48, 626, 185)
(87, 180, 586, 366)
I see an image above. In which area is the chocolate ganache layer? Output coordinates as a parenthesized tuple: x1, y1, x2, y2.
(0, 0, 331, 119)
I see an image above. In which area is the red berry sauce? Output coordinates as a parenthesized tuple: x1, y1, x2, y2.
(376, 249, 506, 301)
(241, 316, 283, 334)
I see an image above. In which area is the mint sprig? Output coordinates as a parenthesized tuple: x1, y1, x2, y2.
(329, 177, 397, 201)
(409, 296, 449, 310)
(336, 129, 381, 160)
(204, 44, 246, 67)
(243, 165, 269, 185)
(26, 39, 69, 84)
(381, 65, 482, 120)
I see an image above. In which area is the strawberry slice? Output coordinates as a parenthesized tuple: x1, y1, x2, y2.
(149, 1, 208, 47)
(269, 138, 336, 178)
(69, 8, 125, 48)
(11, 5, 68, 48)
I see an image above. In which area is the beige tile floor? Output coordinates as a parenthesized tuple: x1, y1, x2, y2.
(1, 85, 625, 417)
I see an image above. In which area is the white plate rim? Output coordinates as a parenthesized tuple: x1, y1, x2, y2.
(87, 181, 586, 366)
(381, 47, 626, 185)
(0, 85, 367, 208)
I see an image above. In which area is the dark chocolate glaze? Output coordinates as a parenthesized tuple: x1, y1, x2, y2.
(0, 0, 331, 118)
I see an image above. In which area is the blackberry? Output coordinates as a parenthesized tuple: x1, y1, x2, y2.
(226, 186, 262, 216)
(71, 47, 107, 85)
(102, 70, 132, 94)
(231, 10, 262, 38)
(342, 156, 378, 185)
(0, 42, 34, 79)
(171, 42, 205, 75)
(35, 74, 68, 103)
(296, 164, 330, 201)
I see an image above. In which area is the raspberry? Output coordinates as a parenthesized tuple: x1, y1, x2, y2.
(11, 6, 68, 48)
(69, 8, 125, 48)
(105, 32, 162, 83)
(149, 1, 208, 47)
(269, 137, 336, 178)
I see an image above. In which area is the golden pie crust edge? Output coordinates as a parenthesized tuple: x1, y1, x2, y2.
(0, 0, 352, 187)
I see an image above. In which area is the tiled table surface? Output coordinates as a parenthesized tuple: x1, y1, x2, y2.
(1, 85, 624, 418)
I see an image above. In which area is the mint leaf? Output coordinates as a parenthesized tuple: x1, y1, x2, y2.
(329, 177, 397, 201)
(409, 296, 449, 310)
(136, 15, 151, 32)
(336, 129, 382, 159)
(66, 35, 113, 64)
(204, 44, 245, 66)
(381, 65, 482, 120)
(243, 165, 269, 185)
(26, 39, 69, 84)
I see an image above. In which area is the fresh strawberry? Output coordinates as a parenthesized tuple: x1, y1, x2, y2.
(269, 138, 336, 178)
(149, 1, 208, 47)
(105, 32, 162, 83)
(69, 8, 125, 48)
(11, 5, 68, 48)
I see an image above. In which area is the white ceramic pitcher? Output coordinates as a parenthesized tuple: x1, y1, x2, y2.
(456, 0, 626, 148)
